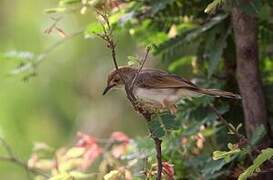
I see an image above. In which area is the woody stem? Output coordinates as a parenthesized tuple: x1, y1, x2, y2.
(154, 137, 163, 180)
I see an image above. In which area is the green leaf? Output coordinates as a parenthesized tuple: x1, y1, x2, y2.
(157, 14, 228, 51)
(1, 50, 35, 61)
(134, 137, 154, 151)
(148, 118, 165, 138)
(149, 112, 179, 138)
(129, 20, 168, 46)
(33, 142, 55, 158)
(182, 120, 207, 136)
(70, 171, 96, 179)
(227, 143, 237, 151)
(155, 14, 228, 62)
(84, 23, 104, 39)
(250, 125, 266, 146)
(59, 0, 81, 5)
(109, 11, 124, 25)
(49, 172, 71, 180)
(127, 56, 141, 66)
(65, 147, 85, 158)
(212, 143, 241, 162)
(207, 26, 230, 78)
(239, 148, 273, 180)
(44, 7, 66, 14)
(205, 0, 225, 14)
(168, 56, 194, 73)
(236, 0, 262, 15)
(212, 149, 240, 161)
(258, 4, 272, 20)
(104, 170, 123, 180)
(160, 113, 179, 130)
(202, 158, 233, 176)
(59, 158, 82, 172)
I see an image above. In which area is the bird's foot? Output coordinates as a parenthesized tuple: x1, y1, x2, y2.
(162, 100, 177, 115)
(169, 104, 177, 115)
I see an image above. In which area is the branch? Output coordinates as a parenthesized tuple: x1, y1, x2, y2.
(209, 105, 247, 143)
(0, 137, 49, 178)
(0, 137, 15, 157)
(129, 46, 151, 91)
(154, 138, 163, 180)
(10, 30, 83, 77)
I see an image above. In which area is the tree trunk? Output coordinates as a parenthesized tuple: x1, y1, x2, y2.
(231, 7, 272, 141)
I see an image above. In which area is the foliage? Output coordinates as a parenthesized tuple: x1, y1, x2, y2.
(239, 148, 273, 180)
(212, 143, 241, 161)
(0, 0, 273, 179)
(148, 113, 179, 138)
(85, 22, 104, 39)
(205, 0, 225, 14)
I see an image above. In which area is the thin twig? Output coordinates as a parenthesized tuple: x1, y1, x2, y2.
(130, 46, 151, 91)
(10, 30, 83, 76)
(44, 17, 62, 34)
(209, 105, 247, 142)
(0, 137, 15, 157)
(0, 156, 49, 178)
(0, 137, 50, 178)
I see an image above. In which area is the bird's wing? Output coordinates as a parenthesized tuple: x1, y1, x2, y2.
(135, 69, 198, 89)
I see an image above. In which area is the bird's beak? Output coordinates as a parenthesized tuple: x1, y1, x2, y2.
(102, 84, 115, 95)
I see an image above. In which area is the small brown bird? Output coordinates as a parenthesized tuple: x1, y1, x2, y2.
(103, 67, 241, 114)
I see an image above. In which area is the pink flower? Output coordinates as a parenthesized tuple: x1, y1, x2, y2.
(81, 143, 102, 170)
(162, 162, 175, 180)
(106, 0, 123, 10)
(110, 131, 130, 158)
(110, 131, 130, 144)
(76, 132, 98, 147)
(76, 132, 103, 170)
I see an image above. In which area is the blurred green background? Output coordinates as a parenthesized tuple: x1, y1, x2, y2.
(0, 1, 147, 179)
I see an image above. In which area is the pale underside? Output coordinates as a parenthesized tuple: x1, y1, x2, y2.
(113, 84, 201, 114)
(134, 87, 200, 107)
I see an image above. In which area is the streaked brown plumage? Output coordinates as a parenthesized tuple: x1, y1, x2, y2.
(103, 67, 241, 114)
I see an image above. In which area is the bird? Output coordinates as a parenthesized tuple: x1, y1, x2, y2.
(102, 66, 241, 114)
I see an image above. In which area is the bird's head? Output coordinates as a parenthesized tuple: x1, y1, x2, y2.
(102, 66, 137, 95)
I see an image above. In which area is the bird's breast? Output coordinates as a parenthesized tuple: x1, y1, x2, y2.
(134, 88, 179, 104)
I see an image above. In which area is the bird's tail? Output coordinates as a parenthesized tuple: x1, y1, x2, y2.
(197, 88, 241, 100)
